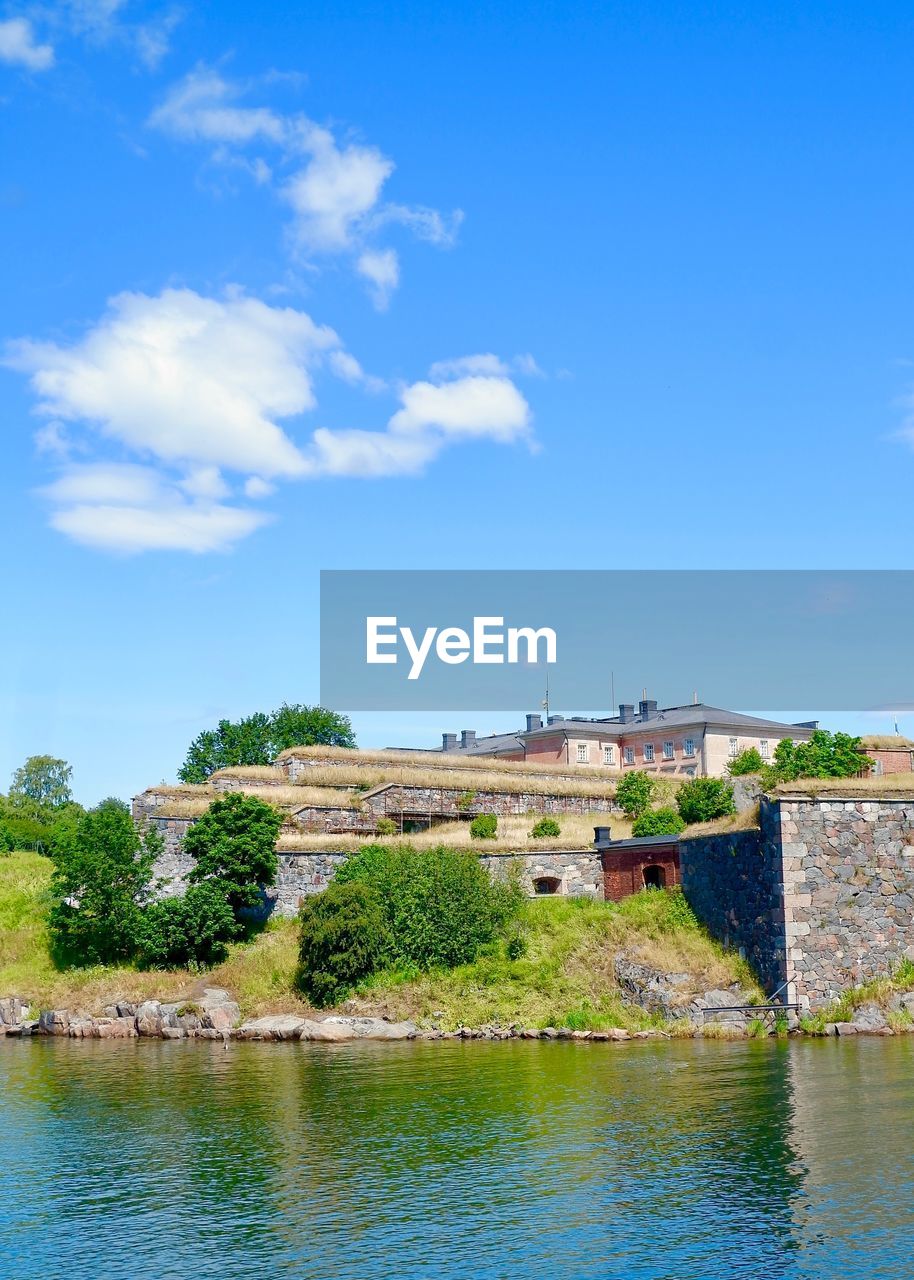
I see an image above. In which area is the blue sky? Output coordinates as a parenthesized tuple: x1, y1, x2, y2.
(3, 0, 914, 802)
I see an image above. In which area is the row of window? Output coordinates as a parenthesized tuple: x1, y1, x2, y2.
(576, 738, 771, 765)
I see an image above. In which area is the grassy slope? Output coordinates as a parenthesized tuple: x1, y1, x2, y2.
(0, 850, 758, 1030)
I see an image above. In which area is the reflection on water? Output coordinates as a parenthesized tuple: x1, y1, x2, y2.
(2, 1037, 913, 1279)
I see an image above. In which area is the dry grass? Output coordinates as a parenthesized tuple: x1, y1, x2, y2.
(680, 807, 761, 839)
(284, 762, 617, 800)
(775, 775, 914, 798)
(277, 811, 632, 853)
(859, 735, 914, 750)
(276, 742, 621, 783)
(209, 765, 288, 782)
(145, 785, 366, 818)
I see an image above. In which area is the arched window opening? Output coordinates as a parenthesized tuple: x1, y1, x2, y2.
(642, 865, 666, 890)
(533, 876, 561, 895)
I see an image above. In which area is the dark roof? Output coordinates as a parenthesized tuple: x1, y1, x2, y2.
(521, 704, 816, 739)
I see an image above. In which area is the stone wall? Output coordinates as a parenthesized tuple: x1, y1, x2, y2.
(679, 823, 786, 995)
(777, 795, 914, 1007)
(480, 850, 604, 898)
(363, 783, 614, 820)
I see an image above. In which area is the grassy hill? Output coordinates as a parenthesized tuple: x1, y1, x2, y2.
(0, 849, 758, 1031)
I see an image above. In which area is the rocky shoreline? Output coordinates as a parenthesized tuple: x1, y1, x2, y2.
(2, 986, 914, 1043)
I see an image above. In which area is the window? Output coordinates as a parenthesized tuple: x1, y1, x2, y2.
(760, 739, 770, 760)
(683, 738, 695, 757)
(663, 741, 674, 760)
(642, 865, 667, 890)
(728, 737, 739, 758)
(576, 743, 588, 763)
(603, 745, 615, 765)
(643, 743, 655, 763)
(624, 747, 635, 765)
(533, 876, 561, 895)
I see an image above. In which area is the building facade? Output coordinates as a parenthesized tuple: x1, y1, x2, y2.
(427, 700, 817, 779)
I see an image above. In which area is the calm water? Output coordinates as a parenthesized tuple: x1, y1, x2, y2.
(1, 1037, 912, 1280)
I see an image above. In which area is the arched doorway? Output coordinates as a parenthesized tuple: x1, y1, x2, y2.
(642, 864, 666, 890)
(533, 876, 561, 895)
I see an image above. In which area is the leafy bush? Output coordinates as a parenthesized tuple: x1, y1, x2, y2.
(530, 817, 561, 839)
(727, 747, 764, 776)
(615, 771, 655, 818)
(762, 730, 871, 784)
(133, 881, 238, 969)
(296, 880, 391, 1007)
(470, 814, 498, 840)
(47, 801, 161, 966)
(375, 817, 398, 836)
(0, 823, 13, 853)
(676, 777, 736, 824)
(336, 843, 522, 971)
(631, 807, 685, 837)
(185, 792, 281, 916)
(505, 932, 527, 960)
(179, 704, 356, 782)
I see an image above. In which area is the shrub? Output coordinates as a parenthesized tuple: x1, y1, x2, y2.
(133, 882, 238, 969)
(47, 801, 161, 966)
(762, 729, 871, 784)
(505, 932, 527, 960)
(296, 880, 391, 1007)
(185, 792, 281, 917)
(631, 807, 685, 837)
(470, 814, 497, 840)
(0, 822, 13, 853)
(530, 817, 561, 839)
(336, 843, 522, 970)
(615, 771, 655, 818)
(375, 817, 398, 836)
(728, 748, 764, 776)
(676, 777, 736, 824)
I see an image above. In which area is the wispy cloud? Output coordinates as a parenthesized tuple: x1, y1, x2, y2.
(7, 287, 533, 553)
(0, 17, 54, 70)
(148, 65, 462, 307)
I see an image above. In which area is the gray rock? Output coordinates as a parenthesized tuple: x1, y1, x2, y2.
(236, 1015, 306, 1041)
(850, 1002, 888, 1033)
(834, 1022, 858, 1035)
(0, 997, 23, 1026)
(136, 1001, 163, 1036)
(38, 1010, 70, 1036)
(201, 1002, 241, 1032)
(613, 955, 694, 1014)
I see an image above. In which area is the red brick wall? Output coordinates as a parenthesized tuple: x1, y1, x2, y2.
(600, 842, 681, 901)
(867, 748, 914, 776)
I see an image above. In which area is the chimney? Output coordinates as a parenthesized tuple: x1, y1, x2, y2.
(618, 704, 635, 724)
(460, 729, 476, 749)
(525, 713, 542, 732)
(548, 714, 565, 724)
(639, 699, 658, 721)
(442, 732, 458, 752)
(594, 826, 612, 848)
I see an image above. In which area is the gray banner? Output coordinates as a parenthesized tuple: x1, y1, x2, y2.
(319, 570, 914, 711)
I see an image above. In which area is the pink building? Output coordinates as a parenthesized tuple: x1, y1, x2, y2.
(427, 700, 817, 779)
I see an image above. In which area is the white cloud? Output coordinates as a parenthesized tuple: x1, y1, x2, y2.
(357, 248, 399, 311)
(283, 127, 394, 252)
(51, 500, 268, 554)
(148, 67, 460, 302)
(390, 376, 530, 443)
(0, 18, 54, 70)
(7, 286, 343, 476)
(428, 353, 509, 380)
(149, 66, 286, 144)
(10, 288, 533, 549)
(55, 0, 180, 68)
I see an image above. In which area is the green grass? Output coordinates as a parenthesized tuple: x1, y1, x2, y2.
(0, 851, 758, 1029)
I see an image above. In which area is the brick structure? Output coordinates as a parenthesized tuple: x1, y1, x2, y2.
(594, 828, 681, 901)
(859, 736, 914, 777)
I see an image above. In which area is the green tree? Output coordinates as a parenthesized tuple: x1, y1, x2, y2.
(179, 704, 356, 782)
(632, 807, 685, 837)
(336, 843, 521, 971)
(764, 730, 870, 784)
(727, 747, 764, 776)
(9, 755, 73, 812)
(616, 770, 655, 818)
(133, 881, 239, 969)
(185, 792, 281, 916)
(676, 777, 736, 824)
(48, 801, 161, 966)
(296, 881, 391, 1007)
